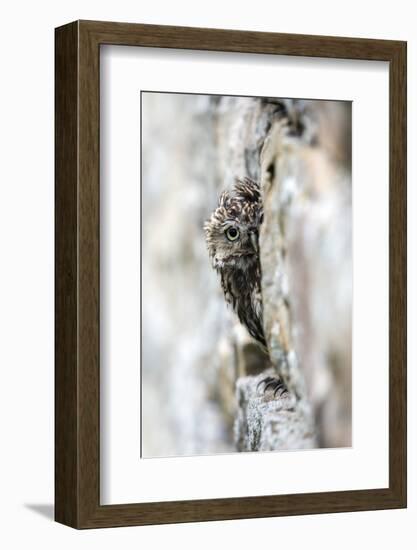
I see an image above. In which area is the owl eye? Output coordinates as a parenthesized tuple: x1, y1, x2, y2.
(225, 227, 240, 241)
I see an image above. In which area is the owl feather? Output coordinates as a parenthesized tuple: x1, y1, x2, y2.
(204, 177, 266, 350)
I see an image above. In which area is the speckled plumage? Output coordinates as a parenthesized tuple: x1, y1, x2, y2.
(204, 177, 266, 350)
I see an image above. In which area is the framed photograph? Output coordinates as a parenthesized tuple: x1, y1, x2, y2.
(55, 20, 406, 528)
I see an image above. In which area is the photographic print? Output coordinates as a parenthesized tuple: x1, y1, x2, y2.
(55, 21, 406, 527)
(141, 91, 352, 458)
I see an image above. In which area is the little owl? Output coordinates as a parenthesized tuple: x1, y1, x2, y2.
(204, 177, 286, 397)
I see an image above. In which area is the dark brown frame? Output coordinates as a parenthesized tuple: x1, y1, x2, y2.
(55, 20, 407, 529)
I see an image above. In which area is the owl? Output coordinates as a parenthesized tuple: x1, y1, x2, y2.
(204, 177, 286, 397)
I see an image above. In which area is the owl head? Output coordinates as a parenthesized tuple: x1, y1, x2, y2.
(204, 177, 263, 270)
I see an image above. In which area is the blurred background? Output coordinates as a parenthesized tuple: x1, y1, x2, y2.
(141, 92, 351, 457)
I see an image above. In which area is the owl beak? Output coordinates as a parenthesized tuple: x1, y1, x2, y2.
(250, 231, 259, 253)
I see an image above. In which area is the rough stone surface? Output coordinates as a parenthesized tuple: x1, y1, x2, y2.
(235, 369, 316, 451)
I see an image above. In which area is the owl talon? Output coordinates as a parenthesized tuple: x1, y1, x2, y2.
(274, 385, 288, 398)
(257, 376, 288, 399)
(265, 379, 283, 392)
(256, 376, 274, 391)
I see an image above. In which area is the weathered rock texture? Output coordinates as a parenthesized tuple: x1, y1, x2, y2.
(235, 369, 315, 452)
(141, 93, 351, 457)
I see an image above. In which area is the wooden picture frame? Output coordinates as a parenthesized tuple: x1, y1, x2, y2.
(55, 20, 407, 529)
